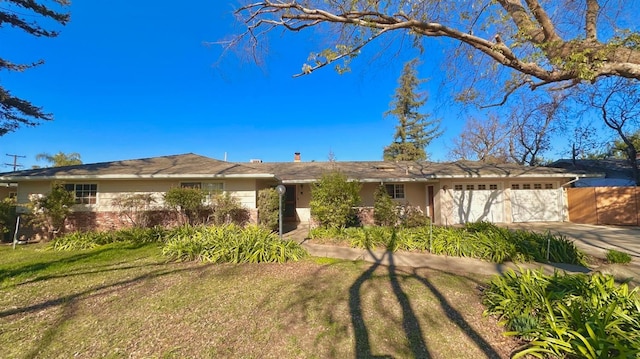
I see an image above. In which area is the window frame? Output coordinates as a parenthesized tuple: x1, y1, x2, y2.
(384, 184, 405, 200)
(64, 183, 98, 205)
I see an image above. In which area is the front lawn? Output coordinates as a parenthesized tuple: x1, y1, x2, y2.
(0, 242, 516, 358)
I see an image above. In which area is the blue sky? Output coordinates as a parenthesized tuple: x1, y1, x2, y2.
(3, 1, 483, 169)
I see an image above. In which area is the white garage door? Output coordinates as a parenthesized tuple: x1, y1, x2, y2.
(447, 190, 505, 224)
(511, 189, 563, 222)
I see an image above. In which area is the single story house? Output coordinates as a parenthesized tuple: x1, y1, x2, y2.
(0, 153, 596, 232)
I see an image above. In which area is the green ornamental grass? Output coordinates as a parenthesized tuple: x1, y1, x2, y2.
(482, 268, 640, 358)
(50, 224, 307, 264)
(310, 221, 586, 265)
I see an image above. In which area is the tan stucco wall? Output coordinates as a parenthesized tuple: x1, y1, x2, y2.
(359, 182, 428, 209)
(15, 178, 258, 213)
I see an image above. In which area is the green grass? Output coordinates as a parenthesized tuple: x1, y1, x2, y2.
(0, 242, 515, 358)
(606, 248, 633, 264)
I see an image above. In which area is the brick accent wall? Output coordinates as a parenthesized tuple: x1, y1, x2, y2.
(18, 208, 260, 241)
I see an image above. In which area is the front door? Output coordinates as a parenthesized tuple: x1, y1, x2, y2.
(283, 185, 297, 222)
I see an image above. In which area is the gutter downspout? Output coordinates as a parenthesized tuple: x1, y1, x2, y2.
(560, 177, 580, 187)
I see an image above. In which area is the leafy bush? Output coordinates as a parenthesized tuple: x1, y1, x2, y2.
(606, 249, 632, 264)
(0, 197, 17, 241)
(373, 185, 397, 226)
(310, 171, 361, 228)
(162, 224, 307, 263)
(483, 268, 640, 358)
(208, 192, 250, 226)
(257, 188, 280, 230)
(164, 187, 207, 225)
(111, 193, 156, 227)
(30, 182, 76, 238)
(397, 204, 430, 228)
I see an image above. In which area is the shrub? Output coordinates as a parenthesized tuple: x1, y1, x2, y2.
(208, 192, 250, 226)
(257, 188, 280, 230)
(397, 204, 430, 228)
(373, 185, 397, 226)
(606, 249, 632, 264)
(111, 193, 156, 227)
(162, 224, 307, 263)
(310, 171, 361, 228)
(163, 187, 207, 225)
(30, 182, 76, 238)
(0, 197, 17, 241)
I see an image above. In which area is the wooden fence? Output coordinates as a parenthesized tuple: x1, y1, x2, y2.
(567, 187, 640, 226)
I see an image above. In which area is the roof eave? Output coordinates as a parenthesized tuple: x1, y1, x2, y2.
(0, 174, 276, 181)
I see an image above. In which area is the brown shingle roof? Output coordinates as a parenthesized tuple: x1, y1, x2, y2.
(0, 154, 593, 182)
(251, 160, 591, 183)
(0, 153, 274, 180)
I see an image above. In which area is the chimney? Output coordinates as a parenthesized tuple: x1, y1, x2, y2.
(294, 152, 301, 162)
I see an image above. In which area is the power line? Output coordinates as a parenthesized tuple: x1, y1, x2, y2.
(5, 154, 26, 171)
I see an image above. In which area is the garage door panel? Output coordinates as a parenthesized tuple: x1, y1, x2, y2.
(450, 190, 504, 224)
(512, 189, 562, 222)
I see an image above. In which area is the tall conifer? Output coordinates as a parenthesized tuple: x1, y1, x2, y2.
(383, 59, 442, 161)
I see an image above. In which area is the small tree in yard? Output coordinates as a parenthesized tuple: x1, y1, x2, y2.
(310, 171, 361, 228)
(31, 183, 76, 238)
(164, 187, 206, 225)
(374, 185, 398, 227)
(257, 188, 280, 231)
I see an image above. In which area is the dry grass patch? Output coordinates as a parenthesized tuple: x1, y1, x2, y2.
(1, 243, 517, 358)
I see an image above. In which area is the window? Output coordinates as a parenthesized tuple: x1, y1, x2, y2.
(64, 184, 97, 204)
(466, 184, 474, 190)
(385, 184, 405, 199)
(511, 184, 520, 190)
(202, 182, 224, 193)
(8, 192, 17, 199)
(180, 182, 202, 189)
(489, 184, 498, 190)
(534, 183, 542, 189)
(477, 184, 486, 190)
(454, 184, 463, 191)
(523, 184, 531, 189)
(180, 182, 223, 192)
(545, 183, 554, 189)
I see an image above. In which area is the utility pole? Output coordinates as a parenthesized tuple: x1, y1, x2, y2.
(5, 154, 25, 171)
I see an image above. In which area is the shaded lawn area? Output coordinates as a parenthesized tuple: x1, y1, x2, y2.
(0, 242, 517, 358)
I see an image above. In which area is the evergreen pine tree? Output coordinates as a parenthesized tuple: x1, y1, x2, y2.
(383, 59, 442, 161)
(1, 1, 70, 136)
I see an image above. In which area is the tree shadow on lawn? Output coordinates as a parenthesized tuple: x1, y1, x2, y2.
(0, 242, 159, 285)
(350, 250, 503, 359)
(13, 262, 168, 288)
(280, 252, 506, 359)
(0, 264, 198, 359)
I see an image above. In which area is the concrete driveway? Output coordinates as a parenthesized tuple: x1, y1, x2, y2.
(507, 222, 640, 285)
(506, 222, 640, 260)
